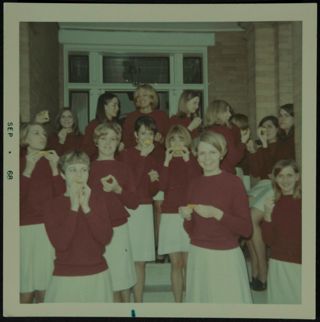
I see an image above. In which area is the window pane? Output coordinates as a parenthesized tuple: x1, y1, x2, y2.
(183, 57, 202, 84)
(103, 56, 170, 84)
(69, 91, 89, 134)
(69, 55, 89, 83)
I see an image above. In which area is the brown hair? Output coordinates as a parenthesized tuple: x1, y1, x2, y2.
(93, 122, 122, 145)
(133, 84, 159, 110)
(165, 125, 192, 149)
(205, 99, 233, 127)
(20, 122, 47, 147)
(58, 150, 90, 174)
(176, 90, 201, 118)
(55, 107, 80, 135)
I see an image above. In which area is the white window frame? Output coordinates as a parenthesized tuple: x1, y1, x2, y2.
(60, 29, 214, 121)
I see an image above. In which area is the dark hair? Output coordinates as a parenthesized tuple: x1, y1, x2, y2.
(58, 150, 90, 175)
(177, 90, 201, 118)
(55, 107, 80, 135)
(258, 115, 279, 128)
(230, 113, 249, 130)
(96, 92, 120, 123)
(134, 115, 157, 134)
(280, 103, 294, 117)
(279, 103, 295, 139)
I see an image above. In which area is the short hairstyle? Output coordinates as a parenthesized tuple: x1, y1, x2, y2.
(165, 125, 192, 149)
(58, 150, 90, 175)
(134, 115, 157, 134)
(230, 113, 249, 130)
(205, 99, 233, 127)
(177, 90, 201, 118)
(96, 92, 120, 123)
(55, 107, 80, 135)
(258, 115, 279, 128)
(20, 122, 47, 147)
(93, 121, 122, 145)
(271, 159, 301, 201)
(133, 84, 159, 110)
(192, 130, 227, 158)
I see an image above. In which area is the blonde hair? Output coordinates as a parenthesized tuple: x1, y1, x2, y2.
(93, 122, 122, 145)
(271, 159, 301, 201)
(20, 122, 47, 147)
(192, 130, 227, 158)
(205, 100, 232, 127)
(165, 125, 192, 149)
(133, 84, 159, 110)
(59, 150, 90, 174)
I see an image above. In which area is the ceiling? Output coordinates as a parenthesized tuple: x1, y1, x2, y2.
(59, 22, 245, 33)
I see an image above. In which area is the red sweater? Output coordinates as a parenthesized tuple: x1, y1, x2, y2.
(261, 195, 301, 264)
(207, 125, 246, 174)
(169, 115, 200, 139)
(82, 120, 101, 160)
(159, 155, 202, 213)
(184, 171, 252, 249)
(88, 159, 139, 227)
(20, 152, 65, 226)
(47, 132, 83, 156)
(117, 147, 160, 204)
(248, 140, 295, 179)
(122, 110, 170, 148)
(44, 193, 113, 276)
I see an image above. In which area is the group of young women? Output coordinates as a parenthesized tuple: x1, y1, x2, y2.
(20, 83, 301, 304)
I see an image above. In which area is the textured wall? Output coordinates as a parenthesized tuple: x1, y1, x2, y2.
(207, 31, 249, 116)
(20, 22, 60, 129)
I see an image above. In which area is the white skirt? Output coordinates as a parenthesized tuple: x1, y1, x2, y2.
(44, 269, 113, 303)
(153, 190, 164, 201)
(127, 204, 155, 262)
(104, 223, 137, 291)
(248, 179, 274, 212)
(186, 245, 252, 303)
(20, 223, 55, 293)
(267, 258, 301, 304)
(158, 213, 190, 255)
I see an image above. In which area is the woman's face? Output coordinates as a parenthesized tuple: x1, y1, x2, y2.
(219, 107, 232, 125)
(278, 108, 294, 132)
(64, 163, 89, 187)
(97, 130, 119, 158)
(275, 166, 299, 195)
(104, 97, 119, 119)
(60, 110, 74, 129)
(137, 89, 154, 110)
(261, 120, 278, 143)
(25, 124, 47, 151)
(197, 141, 222, 175)
(186, 96, 200, 114)
(135, 125, 155, 147)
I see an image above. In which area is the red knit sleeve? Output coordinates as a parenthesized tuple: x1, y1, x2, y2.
(183, 179, 195, 236)
(159, 165, 169, 191)
(52, 174, 65, 196)
(248, 148, 265, 178)
(44, 199, 78, 252)
(85, 195, 113, 246)
(219, 177, 252, 238)
(82, 121, 98, 158)
(261, 220, 274, 247)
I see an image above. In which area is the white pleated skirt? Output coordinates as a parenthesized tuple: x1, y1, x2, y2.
(104, 223, 137, 291)
(127, 204, 155, 262)
(185, 245, 252, 303)
(267, 258, 301, 304)
(158, 213, 190, 255)
(248, 179, 274, 212)
(44, 269, 113, 303)
(20, 223, 55, 293)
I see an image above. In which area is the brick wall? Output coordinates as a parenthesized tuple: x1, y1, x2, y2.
(20, 22, 60, 131)
(207, 31, 249, 116)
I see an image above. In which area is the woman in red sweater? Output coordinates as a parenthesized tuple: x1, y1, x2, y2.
(158, 125, 202, 302)
(20, 123, 63, 303)
(169, 90, 202, 139)
(47, 108, 83, 156)
(118, 115, 161, 303)
(89, 122, 138, 303)
(122, 84, 170, 148)
(82, 92, 122, 160)
(261, 159, 301, 304)
(204, 100, 250, 174)
(44, 151, 114, 302)
(180, 130, 252, 303)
